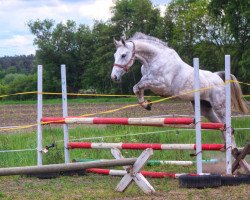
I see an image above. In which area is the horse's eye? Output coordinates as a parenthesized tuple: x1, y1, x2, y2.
(121, 54, 126, 58)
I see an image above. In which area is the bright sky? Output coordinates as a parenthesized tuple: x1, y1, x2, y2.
(0, 0, 170, 57)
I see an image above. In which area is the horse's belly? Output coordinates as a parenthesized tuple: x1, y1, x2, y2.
(175, 90, 208, 101)
(150, 87, 172, 97)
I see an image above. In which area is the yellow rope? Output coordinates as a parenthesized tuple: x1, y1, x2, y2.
(0, 92, 37, 98)
(0, 80, 249, 99)
(0, 80, 249, 132)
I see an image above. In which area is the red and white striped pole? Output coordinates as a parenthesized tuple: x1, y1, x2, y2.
(86, 168, 198, 179)
(68, 142, 225, 151)
(41, 117, 224, 130)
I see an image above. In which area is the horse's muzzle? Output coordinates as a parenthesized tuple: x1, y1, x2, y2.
(111, 75, 121, 83)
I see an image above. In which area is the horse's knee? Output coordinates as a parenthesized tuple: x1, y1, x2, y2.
(133, 85, 139, 94)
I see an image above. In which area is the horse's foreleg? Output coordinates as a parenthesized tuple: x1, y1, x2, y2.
(133, 77, 160, 110)
(133, 84, 152, 110)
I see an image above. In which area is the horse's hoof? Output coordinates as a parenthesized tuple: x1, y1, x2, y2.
(145, 100, 152, 111)
(140, 100, 152, 110)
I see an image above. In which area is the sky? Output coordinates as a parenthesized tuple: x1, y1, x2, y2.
(0, 0, 171, 57)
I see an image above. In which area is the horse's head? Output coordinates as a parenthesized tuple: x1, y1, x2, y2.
(111, 38, 135, 82)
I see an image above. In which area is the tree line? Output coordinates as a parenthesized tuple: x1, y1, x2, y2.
(0, 0, 249, 99)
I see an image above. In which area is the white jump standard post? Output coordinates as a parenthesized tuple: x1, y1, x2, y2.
(225, 55, 232, 174)
(61, 64, 70, 163)
(37, 65, 43, 166)
(111, 148, 155, 194)
(194, 58, 202, 174)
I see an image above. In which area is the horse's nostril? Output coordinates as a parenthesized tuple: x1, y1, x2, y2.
(111, 74, 121, 82)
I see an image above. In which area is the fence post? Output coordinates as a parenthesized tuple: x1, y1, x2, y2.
(194, 58, 202, 174)
(37, 65, 43, 166)
(225, 55, 232, 174)
(61, 64, 70, 163)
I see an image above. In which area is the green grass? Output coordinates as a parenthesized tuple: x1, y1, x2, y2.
(0, 117, 249, 200)
(0, 174, 248, 200)
(0, 96, 165, 105)
(1, 117, 249, 169)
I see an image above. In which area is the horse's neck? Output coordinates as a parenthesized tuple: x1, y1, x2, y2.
(133, 40, 191, 74)
(134, 41, 161, 67)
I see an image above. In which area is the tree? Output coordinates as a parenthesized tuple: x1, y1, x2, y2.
(1, 73, 37, 99)
(209, 0, 250, 92)
(0, 55, 35, 74)
(165, 0, 212, 62)
(80, 21, 115, 93)
(111, 0, 164, 38)
(28, 19, 93, 93)
(0, 84, 7, 95)
(163, 0, 239, 74)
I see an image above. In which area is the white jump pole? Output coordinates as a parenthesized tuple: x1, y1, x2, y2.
(225, 55, 232, 174)
(37, 65, 43, 166)
(61, 64, 70, 163)
(194, 58, 202, 174)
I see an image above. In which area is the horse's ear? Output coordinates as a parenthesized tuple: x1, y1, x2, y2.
(121, 37, 126, 46)
(113, 38, 120, 47)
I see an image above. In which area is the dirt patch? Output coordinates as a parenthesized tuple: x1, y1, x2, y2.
(0, 101, 194, 132)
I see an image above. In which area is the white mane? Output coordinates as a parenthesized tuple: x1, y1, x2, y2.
(129, 32, 169, 49)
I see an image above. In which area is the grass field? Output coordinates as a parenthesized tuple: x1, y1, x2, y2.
(1, 121, 250, 168)
(0, 96, 162, 105)
(0, 100, 250, 199)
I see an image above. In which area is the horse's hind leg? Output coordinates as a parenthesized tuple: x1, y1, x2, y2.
(192, 100, 236, 149)
(192, 100, 221, 123)
(211, 98, 237, 149)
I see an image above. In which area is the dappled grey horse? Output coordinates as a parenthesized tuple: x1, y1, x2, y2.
(111, 32, 248, 147)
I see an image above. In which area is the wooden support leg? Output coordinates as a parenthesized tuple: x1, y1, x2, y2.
(111, 148, 155, 194)
(232, 143, 250, 175)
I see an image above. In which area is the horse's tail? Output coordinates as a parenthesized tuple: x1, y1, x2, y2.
(215, 71, 249, 114)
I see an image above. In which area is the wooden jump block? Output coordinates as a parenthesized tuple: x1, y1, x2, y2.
(111, 148, 155, 194)
(232, 143, 250, 175)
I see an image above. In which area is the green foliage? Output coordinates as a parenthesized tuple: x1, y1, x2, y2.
(0, 73, 37, 99)
(111, 0, 164, 37)
(0, 83, 8, 95)
(165, 0, 209, 62)
(0, 55, 36, 98)
(0, 55, 35, 74)
(209, 0, 250, 92)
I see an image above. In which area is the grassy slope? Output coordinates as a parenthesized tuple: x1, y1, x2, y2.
(0, 100, 249, 199)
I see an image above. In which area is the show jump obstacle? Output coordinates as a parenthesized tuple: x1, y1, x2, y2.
(32, 55, 247, 193)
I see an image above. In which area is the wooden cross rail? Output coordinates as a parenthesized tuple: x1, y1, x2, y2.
(232, 143, 250, 175)
(111, 148, 155, 194)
